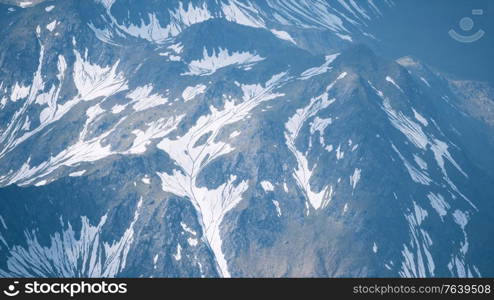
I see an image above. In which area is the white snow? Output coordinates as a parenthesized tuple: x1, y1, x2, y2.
(18, 1, 33, 8)
(180, 222, 197, 236)
(69, 170, 86, 177)
(447, 210, 474, 277)
(310, 117, 332, 142)
(168, 43, 184, 54)
(382, 98, 428, 150)
(0, 199, 142, 277)
(142, 176, 151, 184)
(392, 144, 431, 185)
(272, 200, 282, 217)
(10, 83, 30, 102)
(371, 82, 473, 209)
(349, 168, 361, 190)
(270, 29, 296, 44)
(229, 130, 240, 139)
(96, 0, 116, 9)
(183, 48, 264, 76)
(100, 1, 340, 45)
(111, 104, 126, 114)
(126, 117, 183, 155)
(73, 49, 128, 101)
(309, 116, 332, 147)
(21, 116, 31, 131)
(427, 193, 449, 219)
(285, 73, 347, 211)
(300, 54, 339, 80)
(0, 216, 7, 230)
(430, 139, 467, 179)
(157, 73, 286, 277)
(452, 210, 468, 229)
(127, 85, 168, 112)
(173, 244, 182, 261)
(413, 155, 427, 170)
(412, 201, 428, 225)
(413, 109, 428, 127)
(86, 103, 105, 122)
(182, 84, 206, 102)
(5, 112, 181, 186)
(46, 20, 57, 32)
(260, 180, 274, 192)
(399, 202, 435, 277)
(386, 76, 404, 93)
(0, 48, 69, 162)
(420, 77, 431, 87)
(268, 0, 347, 32)
(34, 180, 47, 187)
(221, 0, 265, 28)
(335, 33, 353, 41)
(112, 3, 212, 43)
(87, 23, 120, 46)
(335, 144, 344, 160)
(188, 238, 198, 246)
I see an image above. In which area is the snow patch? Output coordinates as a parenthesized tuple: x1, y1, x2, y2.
(112, 3, 212, 43)
(386, 76, 404, 93)
(260, 180, 274, 192)
(413, 109, 428, 127)
(127, 85, 168, 112)
(0, 199, 142, 277)
(270, 29, 296, 44)
(46, 20, 57, 32)
(73, 49, 128, 101)
(427, 193, 449, 220)
(349, 168, 361, 190)
(182, 84, 206, 102)
(183, 48, 264, 76)
(221, 0, 265, 28)
(142, 176, 151, 185)
(10, 83, 30, 102)
(180, 222, 197, 236)
(285, 74, 347, 211)
(157, 73, 286, 277)
(69, 170, 86, 177)
(173, 244, 182, 261)
(272, 200, 282, 217)
(300, 54, 339, 80)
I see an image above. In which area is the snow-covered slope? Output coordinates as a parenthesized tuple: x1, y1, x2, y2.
(86, 0, 392, 48)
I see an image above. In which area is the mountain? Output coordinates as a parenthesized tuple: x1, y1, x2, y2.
(0, 0, 493, 278)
